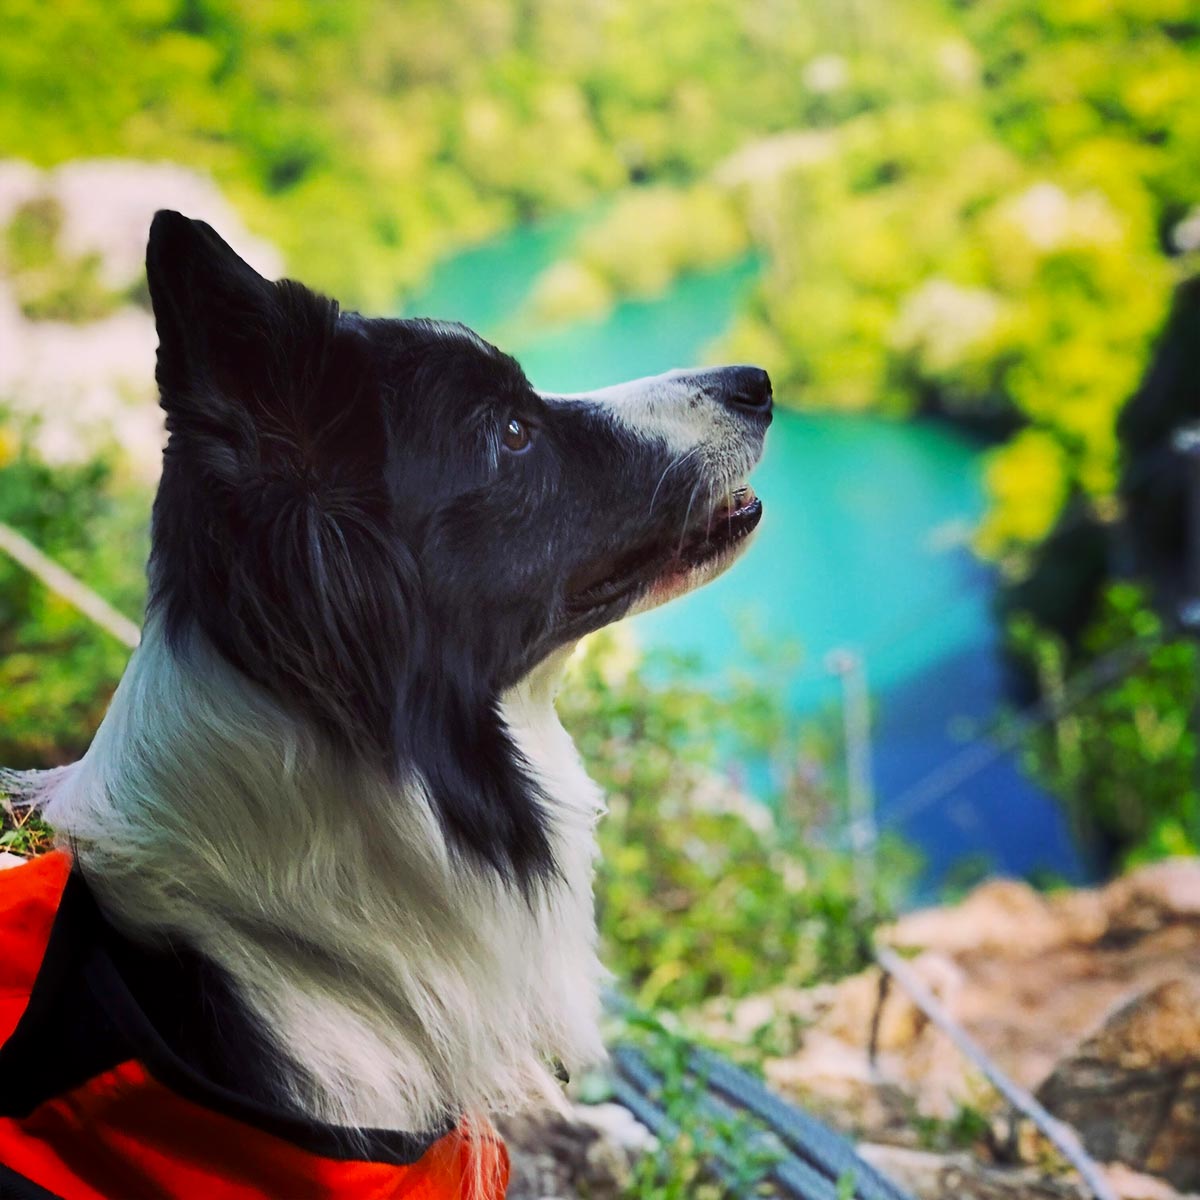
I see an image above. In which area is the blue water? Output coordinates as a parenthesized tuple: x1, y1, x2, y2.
(405, 228, 1085, 894)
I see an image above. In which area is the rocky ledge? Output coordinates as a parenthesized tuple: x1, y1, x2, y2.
(695, 857, 1200, 1198)
(500, 860, 1200, 1199)
(496, 859, 1200, 1195)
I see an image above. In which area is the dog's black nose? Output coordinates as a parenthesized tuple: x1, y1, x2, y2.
(713, 365, 773, 417)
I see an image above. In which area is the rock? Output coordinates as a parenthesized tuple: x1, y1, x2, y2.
(1104, 860, 1200, 938)
(703, 868, 1200, 1192)
(1038, 978, 1200, 1190)
(762, 952, 979, 1125)
(766, 1029, 879, 1098)
(568, 1101, 657, 1155)
(823, 954, 965, 1052)
(498, 1103, 647, 1200)
(1047, 887, 1111, 945)
(0, 286, 163, 472)
(1108, 1162, 1200, 1200)
(856, 1144, 1086, 1199)
(40, 159, 282, 289)
(1104, 1162, 1200, 1200)
(820, 1144, 1200, 1200)
(881, 862, 1200, 962)
(883, 879, 1069, 958)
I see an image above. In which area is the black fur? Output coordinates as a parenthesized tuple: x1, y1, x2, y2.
(145, 211, 770, 884)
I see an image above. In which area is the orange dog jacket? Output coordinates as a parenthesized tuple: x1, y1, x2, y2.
(0, 852, 508, 1199)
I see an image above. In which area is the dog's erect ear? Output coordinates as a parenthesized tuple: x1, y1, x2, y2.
(145, 209, 367, 485)
(146, 209, 280, 405)
(146, 211, 407, 767)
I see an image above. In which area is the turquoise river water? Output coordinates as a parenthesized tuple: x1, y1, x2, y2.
(404, 221, 1085, 893)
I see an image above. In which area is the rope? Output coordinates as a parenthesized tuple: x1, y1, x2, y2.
(609, 1042, 914, 1200)
(873, 946, 1117, 1200)
(0, 522, 140, 649)
(687, 1044, 910, 1200)
(606, 991, 914, 1200)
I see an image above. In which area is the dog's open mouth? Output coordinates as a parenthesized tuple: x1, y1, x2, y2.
(565, 483, 763, 614)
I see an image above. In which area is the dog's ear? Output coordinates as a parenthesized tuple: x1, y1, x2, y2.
(146, 212, 410, 765)
(145, 210, 372, 483)
(146, 209, 279, 409)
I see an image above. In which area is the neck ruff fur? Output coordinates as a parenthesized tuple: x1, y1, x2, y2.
(38, 621, 606, 1133)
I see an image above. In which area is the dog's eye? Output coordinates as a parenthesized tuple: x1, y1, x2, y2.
(502, 416, 531, 453)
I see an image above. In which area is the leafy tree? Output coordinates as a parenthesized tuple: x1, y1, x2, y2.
(1012, 584, 1198, 870)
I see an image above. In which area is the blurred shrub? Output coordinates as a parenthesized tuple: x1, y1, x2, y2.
(525, 259, 615, 325)
(4, 197, 129, 323)
(0, 0, 887, 308)
(1011, 584, 1198, 870)
(3, 0, 1193, 568)
(528, 184, 750, 323)
(560, 632, 916, 1010)
(718, 0, 1195, 576)
(0, 437, 147, 765)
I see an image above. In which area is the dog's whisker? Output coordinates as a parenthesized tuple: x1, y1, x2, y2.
(677, 475, 704, 556)
(648, 446, 701, 517)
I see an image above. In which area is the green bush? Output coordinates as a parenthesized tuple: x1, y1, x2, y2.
(1011, 583, 1198, 869)
(527, 184, 751, 323)
(0, 440, 147, 766)
(0, 0, 889, 308)
(718, 0, 1195, 575)
(560, 632, 914, 1010)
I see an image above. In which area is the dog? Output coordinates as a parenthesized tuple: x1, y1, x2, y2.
(0, 210, 770, 1199)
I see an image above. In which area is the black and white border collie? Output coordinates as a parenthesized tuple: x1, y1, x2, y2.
(32, 211, 771, 1136)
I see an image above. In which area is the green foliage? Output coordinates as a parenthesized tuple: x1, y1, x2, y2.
(559, 633, 912, 1010)
(0, 0, 877, 309)
(717, 0, 1196, 572)
(0, 805, 54, 857)
(0, 439, 147, 766)
(4, 0, 1192, 577)
(3, 0, 1194, 556)
(913, 1103, 993, 1153)
(527, 184, 750, 324)
(4, 198, 130, 322)
(1011, 583, 1198, 868)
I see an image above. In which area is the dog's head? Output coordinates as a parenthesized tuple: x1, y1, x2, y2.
(145, 211, 771, 881)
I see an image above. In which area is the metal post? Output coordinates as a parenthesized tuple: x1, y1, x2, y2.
(826, 647, 877, 914)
